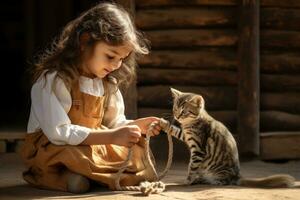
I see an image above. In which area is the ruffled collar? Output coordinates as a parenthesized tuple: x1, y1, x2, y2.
(79, 76, 104, 97)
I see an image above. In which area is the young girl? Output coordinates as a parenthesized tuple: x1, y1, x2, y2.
(21, 2, 162, 194)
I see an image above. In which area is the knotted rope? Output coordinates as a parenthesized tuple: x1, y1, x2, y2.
(114, 118, 180, 196)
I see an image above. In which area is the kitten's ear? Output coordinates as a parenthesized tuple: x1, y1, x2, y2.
(170, 88, 182, 98)
(190, 95, 205, 108)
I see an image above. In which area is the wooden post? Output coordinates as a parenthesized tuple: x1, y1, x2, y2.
(116, 0, 138, 119)
(237, 0, 260, 157)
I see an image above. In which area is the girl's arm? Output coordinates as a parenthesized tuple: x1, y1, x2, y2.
(80, 125, 142, 147)
(102, 90, 161, 136)
(80, 117, 162, 147)
(127, 117, 162, 136)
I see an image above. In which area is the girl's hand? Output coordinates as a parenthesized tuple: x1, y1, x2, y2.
(111, 125, 141, 147)
(129, 117, 162, 136)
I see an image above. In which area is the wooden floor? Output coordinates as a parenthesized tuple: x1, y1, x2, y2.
(0, 153, 300, 200)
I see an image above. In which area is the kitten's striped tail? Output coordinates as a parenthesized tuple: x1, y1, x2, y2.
(237, 174, 295, 188)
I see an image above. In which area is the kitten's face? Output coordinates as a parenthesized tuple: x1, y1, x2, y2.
(171, 88, 205, 123)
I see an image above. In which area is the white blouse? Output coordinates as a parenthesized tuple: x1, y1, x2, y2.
(27, 71, 131, 145)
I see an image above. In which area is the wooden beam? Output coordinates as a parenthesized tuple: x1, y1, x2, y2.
(146, 29, 238, 49)
(137, 84, 300, 114)
(136, 0, 236, 7)
(138, 85, 237, 110)
(116, 0, 138, 119)
(138, 69, 237, 86)
(138, 49, 237, 70)
(261, 30, 300, 49)
(260, 111, 300, 132)
(139, 49, 300, 74)
(136, 8, 236, 30)
(136, 0, 300, 8)
(0, 131, 26, 140)
(237, 0, 260, 157)
(261, 0, 300, 8)
(261, 8, 300, 31)
(260, 132, 300, 160)
(261, 51, 300, 74)
(138, 69, 300, 92)
(261, 93, 300, 114)
(261, 74, 300, 92)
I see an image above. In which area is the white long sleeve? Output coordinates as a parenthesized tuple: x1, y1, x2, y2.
(27, 71, 130, 145)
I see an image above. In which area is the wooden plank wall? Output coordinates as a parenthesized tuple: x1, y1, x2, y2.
(134, 0, 300, 159)
(260, 1, 300, 132)
(259, 1, 300, 159)
(135, 0, 239, 132)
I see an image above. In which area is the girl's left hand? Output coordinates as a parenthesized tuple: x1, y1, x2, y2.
(129, 117, 162, 136)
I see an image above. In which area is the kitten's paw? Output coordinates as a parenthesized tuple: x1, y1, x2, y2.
(183, 179, 193, 185)
(159, 118, 170, 130)
(184, 175, 196, 185)
(159, 118, 181, 136)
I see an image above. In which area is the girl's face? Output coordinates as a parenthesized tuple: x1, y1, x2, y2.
(81, 41, 132, 78)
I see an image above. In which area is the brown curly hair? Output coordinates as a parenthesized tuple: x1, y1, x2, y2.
(31, 2, 149, 90)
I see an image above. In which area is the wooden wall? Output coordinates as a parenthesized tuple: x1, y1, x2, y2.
(119, 0, 300, 159)
(260, 1, 300, 129)
(259, 1, 300, 159)
(135, 1, 239, 130)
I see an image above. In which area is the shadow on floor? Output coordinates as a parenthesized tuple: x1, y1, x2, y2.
(1, 153, 300, 200)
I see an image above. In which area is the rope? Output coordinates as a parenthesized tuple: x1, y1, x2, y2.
(114, 118, 180, 196)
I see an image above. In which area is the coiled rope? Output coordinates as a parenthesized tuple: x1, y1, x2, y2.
(114, 118, 180, 196)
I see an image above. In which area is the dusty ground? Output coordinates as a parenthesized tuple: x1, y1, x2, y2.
(0, 153, 299, 200)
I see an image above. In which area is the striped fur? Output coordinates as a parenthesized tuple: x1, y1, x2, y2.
(165, 88, 295, 187)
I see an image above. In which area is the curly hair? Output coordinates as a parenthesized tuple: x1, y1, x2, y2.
(31, 2, 149, 91)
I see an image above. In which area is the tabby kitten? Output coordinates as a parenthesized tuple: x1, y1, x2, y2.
(160, 88, 295, 187)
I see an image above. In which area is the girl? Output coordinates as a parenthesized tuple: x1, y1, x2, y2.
(21, 2, 162, 194)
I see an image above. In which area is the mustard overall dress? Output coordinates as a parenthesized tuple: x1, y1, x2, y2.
(21, 80, 156, 191)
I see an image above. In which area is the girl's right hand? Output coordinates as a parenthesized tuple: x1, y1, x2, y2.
(111, 125, 142, 147)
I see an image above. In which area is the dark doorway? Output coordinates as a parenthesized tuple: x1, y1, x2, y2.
(0, 0, 103, 131)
